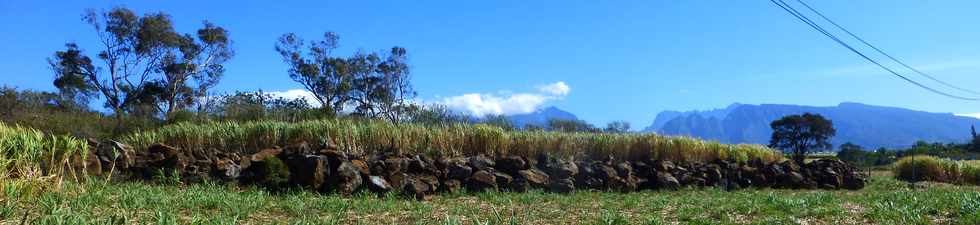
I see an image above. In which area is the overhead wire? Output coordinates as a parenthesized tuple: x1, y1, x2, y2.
(768, 0, 979, 101)
(793, 0, 980, 95)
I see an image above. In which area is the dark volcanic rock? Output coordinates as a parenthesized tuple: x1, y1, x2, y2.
(284, 155, 328, 190)
(496, 156, 528, 174)
(494, 172, 514, 187)
(333, 162, 363, 195)
(655, 172, 680, 190)
(446, 158, 473, 180)
(574, 162, 603, 189)
(538, 154, 578, 179)
(250, 147, 282, 162)
(367, 176, 392, 193)
(550, 178, 575, 193)
(517, 169, 550, 189)
(466, 170, 497, 192)
(468, 155, 496, 171)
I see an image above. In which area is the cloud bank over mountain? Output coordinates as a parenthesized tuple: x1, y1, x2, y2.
(438, 81, 570, 117)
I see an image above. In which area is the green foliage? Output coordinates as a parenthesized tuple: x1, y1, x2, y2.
(275, 32, 414, 121)
(547, 118, 599, 133)
(769, 113, 836, 164)
(50, 7, 234, 118)
(0, 122, 89, 187)
(122, 119, 782, 163)
(836, 142, 867, 165)
(603, 120, 631, 133)
(257, 157, 290, 191)
(893, 155, 980, 185)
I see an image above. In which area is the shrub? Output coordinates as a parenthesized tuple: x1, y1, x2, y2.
(893, 156, 980, 185)
(257, 157, 290, 191)
(123, 119, 782, 163)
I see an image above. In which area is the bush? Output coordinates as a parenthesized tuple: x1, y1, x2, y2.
(893, 155, 980, 185)
(256, 157, 290, 191)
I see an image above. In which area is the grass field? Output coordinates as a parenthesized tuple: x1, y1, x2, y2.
(893, 156, 980, 185)
(2, 174, 978, 225)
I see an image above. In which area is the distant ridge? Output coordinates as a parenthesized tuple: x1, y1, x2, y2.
(644, 102, 980, 149)
(507, 106, 578, 128)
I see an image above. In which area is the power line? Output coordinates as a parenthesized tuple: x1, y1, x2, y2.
(793, 0, 980, 96)
(768, 0, 979, 101)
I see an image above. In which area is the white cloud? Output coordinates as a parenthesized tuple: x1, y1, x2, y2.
(438, 81, 570, 117)
(537, 81, 570, 97)
(268, 89, 320, 107)
(956, 113, 980, 119)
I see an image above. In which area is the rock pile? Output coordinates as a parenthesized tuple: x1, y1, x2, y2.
(86, 141, 866, 199)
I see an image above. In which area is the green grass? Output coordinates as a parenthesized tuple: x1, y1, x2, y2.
(2, 175, 978, 224)
(0, 122, 88, 187)
(893, 156, 980, 185)
(121, 119, 782, 163)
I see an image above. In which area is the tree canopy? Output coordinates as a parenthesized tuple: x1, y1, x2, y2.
(769, 113, 836, 164)
(49, 7, 233, 119)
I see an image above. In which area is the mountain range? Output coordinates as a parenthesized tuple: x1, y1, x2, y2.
(500, 103, 979, 150)
(641, 102, 980, 149)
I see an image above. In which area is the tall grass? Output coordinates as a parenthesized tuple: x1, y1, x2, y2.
(0, 122, 89, 190)
(123, 119, 782, 163)
(893, 155, 980, 185)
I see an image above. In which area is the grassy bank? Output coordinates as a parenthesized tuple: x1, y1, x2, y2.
(1, 175, 977, 224)
(122, 119, 781, 163)
(893, 156, 980, 185)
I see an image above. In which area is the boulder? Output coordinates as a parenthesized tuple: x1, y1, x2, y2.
(284, 155, 328, 190)
(466, 170, 497, 192)
(655, 172, 680, 190)
(468, 155, 496, 171)
(250, 148, 282, 162)
(350, 159, 371, 176)
(538, 155, 577, 179)
(495, 156, 528, 174)
(403, 176, 434, 200)
(441, 179, 463, 193)
(494, 172, 514, 188)
(213, 158, 242, 180)
(550, 178, 575, 193)
(367, 176, 392, 193)
(446, 158, 473, 180)
(96, 140, 135, 170)
(332, 162, 363, 195)
(574, 162, 603, 189)
(517, 169, 550, 189)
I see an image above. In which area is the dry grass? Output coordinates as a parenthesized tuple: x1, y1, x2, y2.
(122, 119, 783, 163)
(893, 155, 980, 185)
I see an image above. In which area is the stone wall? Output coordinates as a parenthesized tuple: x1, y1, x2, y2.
(84, 140, 866, 200)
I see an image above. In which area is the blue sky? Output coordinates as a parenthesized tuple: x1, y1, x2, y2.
(2, 0, 979, 128)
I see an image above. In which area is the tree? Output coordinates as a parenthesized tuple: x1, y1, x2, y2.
(481, 115, 516, 131)
(604, 121, 631, 133)
(49, 7, 233, 119)
(275, 32, 415, 121)
(971, 125, 979, 152)
(547, 118, 598, 133)
(275, 32, 351, 115)
(768, 113, 836, 164)
(836, 142, 866, 165)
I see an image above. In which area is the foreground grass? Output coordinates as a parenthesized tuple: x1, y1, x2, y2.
(2, 175, 979, 225)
